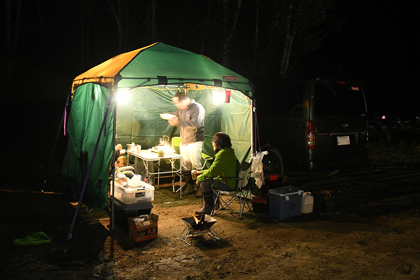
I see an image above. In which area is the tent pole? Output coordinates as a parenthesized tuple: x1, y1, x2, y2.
(42, 94, 70, 191)
(253, 99, 261, 155)
(66, 92, 114, 241)
(111, 89, 117, 230)
(251, 99, 255, 157)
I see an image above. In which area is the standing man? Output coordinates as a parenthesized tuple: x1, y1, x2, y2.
(168, 91, 205, 197)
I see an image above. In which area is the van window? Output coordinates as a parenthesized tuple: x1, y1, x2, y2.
(314, 84, 366, 118)
(278, 84, 304, 117)
(260, 84, 303, 117)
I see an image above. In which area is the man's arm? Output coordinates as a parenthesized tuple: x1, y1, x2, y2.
(168, 116, 179, 127)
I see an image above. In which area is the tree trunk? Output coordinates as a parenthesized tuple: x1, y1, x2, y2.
(5, 0, 12, 81)
(80, 10, 85, 71)
(5, 0, 21, 86)
(222, 0, 242, 68)
(107, 0, 123, 52)
(117, 0, 122, 52)
(279, 3, 296, 80)
(253, 0, 260, 78)
(199, 1, 213, 54)
(151, 0, 157, 42)
(124, 2, 129, 50)
(177, 1, 187, 44)
(13, 0, 22, 54)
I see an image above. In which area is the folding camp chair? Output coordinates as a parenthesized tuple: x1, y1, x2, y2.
(201, 153, 214, 169)
(210, 161, 253, 219)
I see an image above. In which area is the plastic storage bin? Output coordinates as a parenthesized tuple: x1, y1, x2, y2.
(112, 198, 153, 230)
(269, 186, 303, 220)
(111, 181, 155, 204)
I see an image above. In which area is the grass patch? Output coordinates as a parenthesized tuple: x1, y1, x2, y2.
(369, 129, 420, 163)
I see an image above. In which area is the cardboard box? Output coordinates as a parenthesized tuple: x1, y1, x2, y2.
(113, 199, 153, 231)
(269, 186, 303, 220)
(128, 214, 159, 242)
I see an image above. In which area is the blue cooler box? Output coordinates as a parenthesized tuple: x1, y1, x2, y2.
(269, 186, 303, 220)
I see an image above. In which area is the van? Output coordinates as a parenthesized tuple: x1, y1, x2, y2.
(258, 77, 369, 176)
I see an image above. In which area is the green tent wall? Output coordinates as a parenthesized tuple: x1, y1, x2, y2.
(62, 83, 115, 210)
(62, 42, 255, 211)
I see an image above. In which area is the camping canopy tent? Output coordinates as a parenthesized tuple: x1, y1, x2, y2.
(62, 42, 255, 211)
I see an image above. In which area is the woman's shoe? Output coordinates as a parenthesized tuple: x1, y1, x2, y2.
(195, 194, 214, 215)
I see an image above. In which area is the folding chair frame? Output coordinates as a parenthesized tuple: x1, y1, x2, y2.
(211, 186, 253, 219)
(210, 161, 253, 219)
(201, 153, 214, 170)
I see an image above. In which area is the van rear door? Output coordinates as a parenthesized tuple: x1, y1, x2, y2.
(309, 80, 368, 169)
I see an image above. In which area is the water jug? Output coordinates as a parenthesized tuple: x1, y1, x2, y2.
(301, 192, 314, 214)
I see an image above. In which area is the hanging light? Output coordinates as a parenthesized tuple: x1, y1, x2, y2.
(212, 88, 225, 105)
(116, 88, 131, 104)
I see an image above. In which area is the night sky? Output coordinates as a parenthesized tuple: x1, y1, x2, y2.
(1, 0, 418, 154)
(325, 1, 417, 116)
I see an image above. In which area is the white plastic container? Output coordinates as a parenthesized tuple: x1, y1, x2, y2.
(301, 192, 314, 214)
(127, 144, 135, 151)
(128, 175, 142, 188)
(135, 145, 141, 153)
(111, 181, 155, 204)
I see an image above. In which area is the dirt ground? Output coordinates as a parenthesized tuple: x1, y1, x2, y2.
(1, 161, 420, 280)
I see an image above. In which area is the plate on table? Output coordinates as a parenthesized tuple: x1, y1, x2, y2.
(160, 113, 176, 120)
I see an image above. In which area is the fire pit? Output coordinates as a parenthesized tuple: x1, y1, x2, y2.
(179, 214, 221, 245)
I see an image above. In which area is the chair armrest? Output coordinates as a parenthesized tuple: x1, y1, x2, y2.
(212, 177, 241, 189)
(202, 153, 214, 160)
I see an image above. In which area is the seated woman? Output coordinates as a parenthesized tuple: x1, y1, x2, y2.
(194, 132, 240, 215)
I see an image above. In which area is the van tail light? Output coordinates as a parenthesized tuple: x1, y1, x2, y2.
(366, 125, 369, 147)
(305, 120, 316, 149)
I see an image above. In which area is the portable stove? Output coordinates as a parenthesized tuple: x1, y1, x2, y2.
(179, 214, 221, 246)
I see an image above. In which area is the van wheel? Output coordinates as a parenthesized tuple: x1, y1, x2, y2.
(262, 149, 284, 177)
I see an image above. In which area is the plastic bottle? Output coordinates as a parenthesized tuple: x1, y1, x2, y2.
(301, 192, 314, 214)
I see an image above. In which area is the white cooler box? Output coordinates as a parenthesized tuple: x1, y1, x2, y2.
(111, 181, 155, 204)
